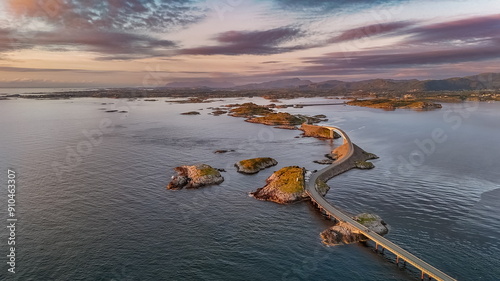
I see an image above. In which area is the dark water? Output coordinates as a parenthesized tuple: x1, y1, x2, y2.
(0, 97, 499, 280)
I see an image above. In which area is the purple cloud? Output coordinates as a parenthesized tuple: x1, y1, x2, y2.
(329, 21, 415, 43)
(0, 28, 176, 60)
(180, 27, 307, 55)
(304, 45, 500, 70)
(406, 14, 500, 44)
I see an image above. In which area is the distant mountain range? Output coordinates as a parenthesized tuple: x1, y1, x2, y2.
(165, 80, 235, 89)
(165, 73, 500, 92)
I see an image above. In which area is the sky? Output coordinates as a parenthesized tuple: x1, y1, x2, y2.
(0, 0, 499, 88)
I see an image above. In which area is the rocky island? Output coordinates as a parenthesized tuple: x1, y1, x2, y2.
(226, 103, 327, 129)
(167, 164, 224, 190)
(227, 102, 274, 117)
(301, 123, 341, 139)
(320, 213, 388, 246)
(180, 111, 201, 115)
(347, 98, 442, 110)
(250, 166, 308, 204)
(235, 157, 278, 174)
(246, 112, 303, 127)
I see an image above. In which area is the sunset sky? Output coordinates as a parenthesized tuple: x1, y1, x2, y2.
(1, 0, 499, 88)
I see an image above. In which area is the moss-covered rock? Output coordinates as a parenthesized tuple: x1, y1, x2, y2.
(235, 157, 278, 174)
(228, 103, 274, 117)
(355, 160, 375, 169)
(354, 213, 388, 235)
(316, 180, 331, 196)
(300, 124, 340, 139)
(180, 111, 200, 115)
(321, 213, 389, 246)
(167, 164, 224, 189)
(251, 166, 308, 204)
(246, 112, 303, 126)
(347, 99, 442, 110)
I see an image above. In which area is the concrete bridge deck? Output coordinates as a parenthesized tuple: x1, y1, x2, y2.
(305, 126, 457, 281)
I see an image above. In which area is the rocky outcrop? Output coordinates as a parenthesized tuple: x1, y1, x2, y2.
(167, 164, 224, 190)
(347, 99, 442, 111)
(300, 124, 341, 139)
(246, 112, 303, 126)
(355, 161, 375, 169)
(211, 110, 227, 116)
(321, 222, 366, 245)
(251, 166, 308, 204)
(321, 213, 389, 246)
(314, 159, 334, 165)
(354, 213, 388, 235)
(181, 111, 200, 115)
(235, 157, 277, 174)
(316, 180, 330, 196)
(214, 149, 235, 154)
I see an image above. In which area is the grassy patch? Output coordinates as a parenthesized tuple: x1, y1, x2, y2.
(300, 124, 332, 138)
(272, 166, 304, 194)
(247, 112, 303, 125)
(356, 216, 377, 225)
(347, 99, 441, 110)
(197, 165, 220, 176)
(229, 103, 274, 117)
(239, 157, 275, 170)
(316, 179, 330, 194)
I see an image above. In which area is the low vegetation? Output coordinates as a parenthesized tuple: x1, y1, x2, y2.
(300, 123, 335, 138)
(246, 112, 303, 126)
(347, 99, 442, 110)
(196, 165, 221, 176)
(271, 166, 305, 194)
(237, 158, 276, 171)
(228, 102, 274, 117)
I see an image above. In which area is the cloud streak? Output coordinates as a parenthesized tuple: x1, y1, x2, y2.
(180, 27, 310, 55)
(405, 13, 500, 45)
(0, 27, 177, 60)
(272, 0, 408, 14)
(329, 21, 415, 43)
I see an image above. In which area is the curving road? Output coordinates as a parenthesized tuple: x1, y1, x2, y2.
(305, 126, 457, 281)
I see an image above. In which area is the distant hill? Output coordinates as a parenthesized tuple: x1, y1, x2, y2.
(307, 73, 500, 92)
(164, 73, 500, 91)
(165, 80, 235, 89)
(233, 78, 313, 90)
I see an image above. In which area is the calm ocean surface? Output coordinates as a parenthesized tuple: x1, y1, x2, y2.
(0, 97, 499, 281)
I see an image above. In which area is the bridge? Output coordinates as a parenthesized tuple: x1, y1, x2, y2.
(305, 126, 457, 281)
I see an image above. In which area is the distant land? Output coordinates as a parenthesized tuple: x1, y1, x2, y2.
(165, 73, 500, 91)
(3, 72, 500, 101)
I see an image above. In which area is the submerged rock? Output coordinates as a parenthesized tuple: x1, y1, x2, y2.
(235, 157, 277, 174)
(251, 166, 308, 204)
(214, 149, 236, 154)
(181, 111, 201, 115)
(212, 110, 227, 116)
(167, 164, 224, 190)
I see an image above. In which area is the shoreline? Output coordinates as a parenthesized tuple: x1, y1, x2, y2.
(1, 87, 499, 103)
